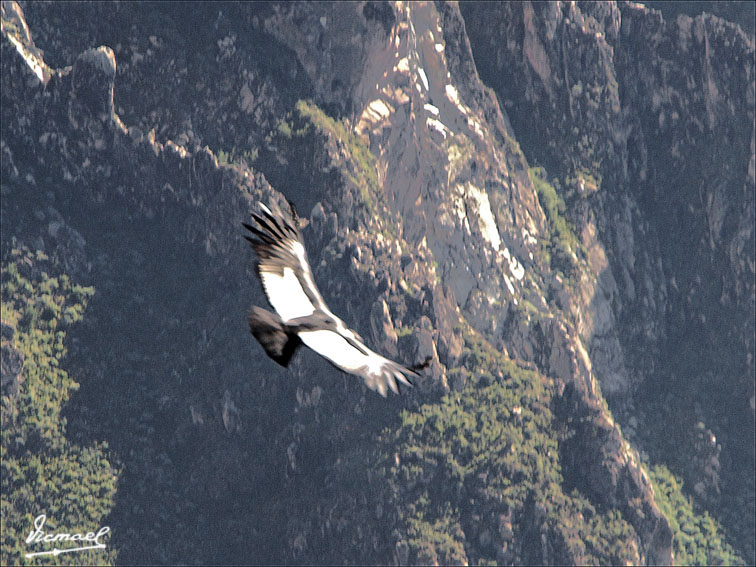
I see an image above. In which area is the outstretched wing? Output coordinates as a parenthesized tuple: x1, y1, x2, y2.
(243, 201, 328, 322)
(244, 200, 417, 396)
(296, 327, 416, 396)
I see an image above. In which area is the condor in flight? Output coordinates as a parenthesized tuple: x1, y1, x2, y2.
(243, 200, 417, 396)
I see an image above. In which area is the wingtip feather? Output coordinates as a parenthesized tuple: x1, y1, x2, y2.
(396, 370, 413, 387)
(387, 372, 399, 395)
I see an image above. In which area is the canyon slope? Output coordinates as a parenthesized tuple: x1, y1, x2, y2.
(2, 1, 753, 564)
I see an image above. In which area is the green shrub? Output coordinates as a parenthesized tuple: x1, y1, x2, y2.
(1, 247, 118, 566)
(649, 465, 743, 565)
(377, 326, 641, 564)
(529, 166, 580, 279)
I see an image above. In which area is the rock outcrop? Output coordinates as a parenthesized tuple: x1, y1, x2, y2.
(2, 1, 752, 564)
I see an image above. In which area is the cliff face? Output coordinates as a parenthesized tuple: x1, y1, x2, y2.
(461, 0, 754, 557)
(2, 1, 753, 565)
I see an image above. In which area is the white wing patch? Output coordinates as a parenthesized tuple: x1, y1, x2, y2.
(299, 330, 371, 373)
(299, 330, 411, 396)
(259, 266, 315, 322)
(290, 240, 329, 313)
(291, 241, 307, 264)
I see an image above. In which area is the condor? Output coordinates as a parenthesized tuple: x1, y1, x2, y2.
(243, 200, 417, 396)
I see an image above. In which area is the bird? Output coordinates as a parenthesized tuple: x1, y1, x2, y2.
(242, 199, 419, 396)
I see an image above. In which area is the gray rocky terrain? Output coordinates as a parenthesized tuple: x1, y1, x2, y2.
(2, 1, 753, 564)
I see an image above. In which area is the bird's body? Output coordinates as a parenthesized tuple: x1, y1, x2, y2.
(243, 200, 417, 396)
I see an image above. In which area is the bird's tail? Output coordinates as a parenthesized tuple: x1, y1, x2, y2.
(248, 307, 301, 367)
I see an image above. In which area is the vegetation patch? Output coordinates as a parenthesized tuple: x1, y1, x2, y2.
(293, 100, 397, 233)
(1, 247, 118, 566)
(377, 324, 642, 565)
(649, 465, 743, 565)
(529, 166, 581, 280)
(216, 146, 258, 168)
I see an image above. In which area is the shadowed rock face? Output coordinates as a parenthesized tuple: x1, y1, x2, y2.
(2, 0, 752, 564)
(461, 1, 754, 560)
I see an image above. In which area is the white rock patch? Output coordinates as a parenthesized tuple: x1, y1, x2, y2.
(445, 84, 467, 115)
(423, 103, 439, 116)
(417, 67, 429, 91)
(467, 183, 502, 251)
(6, 33, 45, 82)
(426, 117, 448, 139)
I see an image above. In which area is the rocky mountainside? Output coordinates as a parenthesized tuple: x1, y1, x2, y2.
(2, 1, 753, 565)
